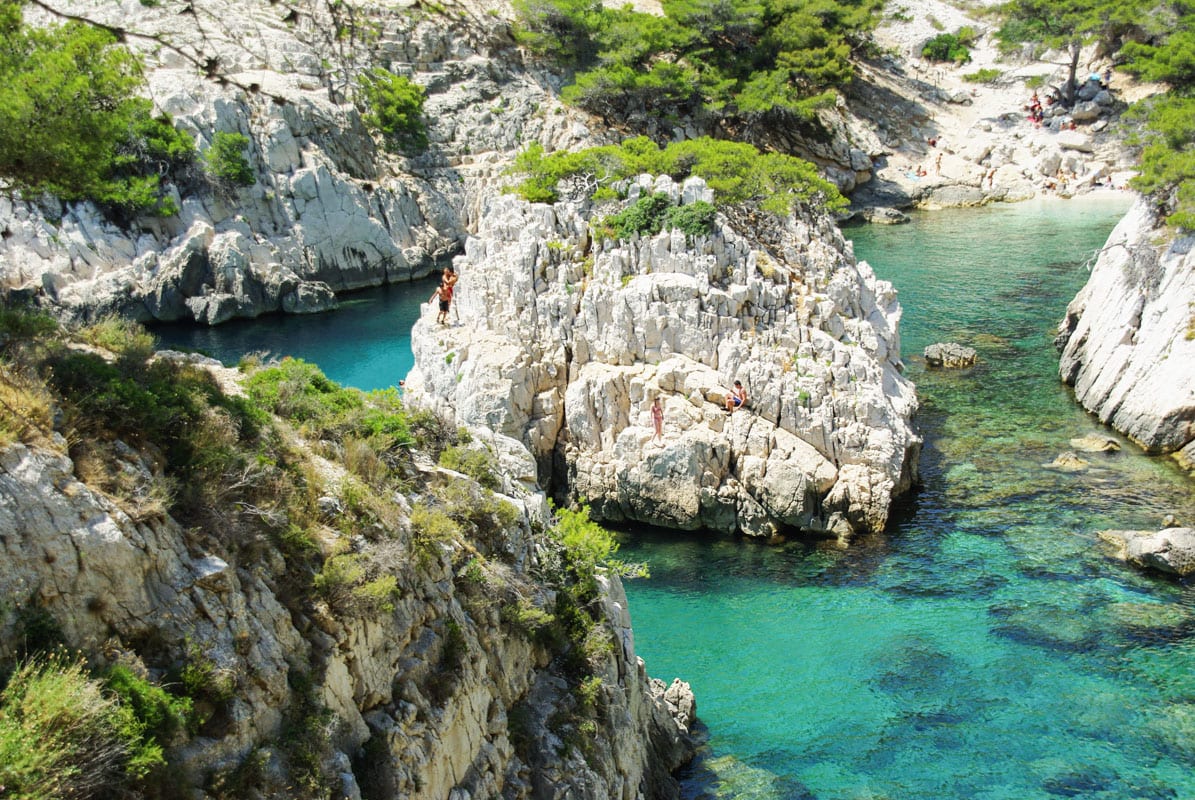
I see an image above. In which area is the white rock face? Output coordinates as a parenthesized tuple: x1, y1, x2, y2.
(0, 428, 693, 796)
(1056, 198, 1195, 456)
(1099, 528, 1195, 576)
(0, 0, 592, 325)
(406, 179, 920, 541)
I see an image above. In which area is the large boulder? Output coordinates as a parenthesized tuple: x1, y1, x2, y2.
(1057, 199, 1195, 455)
(1099, 528, 1195, 576)
(406, 178, 920, 543)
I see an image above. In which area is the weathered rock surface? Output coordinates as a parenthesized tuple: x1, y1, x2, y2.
(0, 419, 694, 797)
(924, 342, 977, 369)
(1099, 528, 1195, 577)
(405, 177, 920, 542)
(0, 0, 596, 325)
(1069, 434, 1121, 453)
(1056, 199, 1195, 457)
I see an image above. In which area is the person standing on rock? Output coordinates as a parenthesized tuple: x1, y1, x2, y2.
(430, 265, 457, 325)
(651, 396, 664, 442)
(725, 380, 747, 414)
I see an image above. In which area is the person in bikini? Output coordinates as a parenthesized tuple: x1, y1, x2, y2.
(725, 380, 747, 413)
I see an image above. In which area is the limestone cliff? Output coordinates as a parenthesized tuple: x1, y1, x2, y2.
(0, 350, 695, 799)
(1056, 199, 1195, 469)
(405, 177, 920, 542)
(0, 0, 593, 325)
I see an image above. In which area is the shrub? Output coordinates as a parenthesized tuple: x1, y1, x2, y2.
(204, 132, 255, 189)
(104, 665, 192, 746)
(357, 68, 428, 153)
(439, 444, 500, 489)
(552, 504, 648, 584)
(963, 68, 1001, 83)
(511, 137, 844, 216)
(922, 32, 972, 64)
(245, 359, 413, 448)
(0, 656, 164, 798)
(0, 14, 195, 217)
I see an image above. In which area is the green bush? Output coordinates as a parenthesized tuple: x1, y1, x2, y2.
(0, 656, 164, 798)
(552, 504, 647, 584)
(514, 0, 882, 126)
(1125, 95, 1195, 230)
(104, 665, 192, 746)
(0, 12, 195, 217)
(439, 444, 501, 489)
(204, 132, 255, 189)
(245, 358, 413, 448)
(963, 68, 1001, 83)
(511, 136, 845, 217)
(922, 31, 973, 64)
(357, 68, 428, 153)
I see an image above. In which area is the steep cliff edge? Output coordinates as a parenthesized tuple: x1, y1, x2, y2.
(1056, 198, 1195, 469)
(405, 177, 920, 542)
(0, 328, 695, 799)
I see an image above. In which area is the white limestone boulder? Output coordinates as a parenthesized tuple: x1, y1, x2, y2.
(406, 182, 920, 542)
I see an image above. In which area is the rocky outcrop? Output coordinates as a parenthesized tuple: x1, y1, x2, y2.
(924, 342, 977, 368)
(0, 0, 596, 325)
(405, 176, 920, 543)
(0, 415, 694, 797)
(1056, 198, 1195, 462)
(1099, 527, 1195, 577)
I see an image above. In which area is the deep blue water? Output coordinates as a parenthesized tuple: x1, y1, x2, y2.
(153, 277, 435, 390)
(150, 197, 1195, 800)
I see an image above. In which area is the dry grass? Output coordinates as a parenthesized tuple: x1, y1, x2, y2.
(0, 365, 54, 448)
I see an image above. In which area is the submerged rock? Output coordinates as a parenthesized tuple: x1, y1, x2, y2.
(1068, 434, 1121, 453)
(924, 342, 977, 368)
(1046, 452, 1090, 471)
(406, 178, 920, 543)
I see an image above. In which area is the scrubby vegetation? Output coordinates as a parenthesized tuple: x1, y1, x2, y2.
(203, 131, 255, 190)
(514, 0, 882, 127)
(510, 136, 846, 217)
(1118, 4, 1195, 230)
(0, 309, 645, 794)
(0, 656, 170, 799)
(921, 28, 977, 64)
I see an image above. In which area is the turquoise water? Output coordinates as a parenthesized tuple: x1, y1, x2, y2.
(153, 277, 435, 390)
(621, 197, 1195, 800)
(148, 198, 1195, 799)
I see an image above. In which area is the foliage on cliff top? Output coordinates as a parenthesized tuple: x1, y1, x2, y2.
(1117, 3, 1195, 230)
(510, 136, 846, 217)
(513, 0, 880, 127)
(0, 0, 196, 217)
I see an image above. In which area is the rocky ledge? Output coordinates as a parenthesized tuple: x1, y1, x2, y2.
(405, 176, 921, 543)
(1055, 198, 1195, 468)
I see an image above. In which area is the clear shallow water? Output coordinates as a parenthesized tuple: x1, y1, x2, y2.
(147, 198, 1195, 799)
(621, 197, 1195, 800)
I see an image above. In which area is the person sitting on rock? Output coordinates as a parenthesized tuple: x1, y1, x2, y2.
(725, 380, 747, 414)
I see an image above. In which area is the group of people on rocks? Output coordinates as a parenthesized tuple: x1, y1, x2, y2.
(649, 381, 748, 443)
(424, 262, 749, 442)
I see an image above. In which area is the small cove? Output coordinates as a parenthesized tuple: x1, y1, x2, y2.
(156, 196, 1195, 799)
